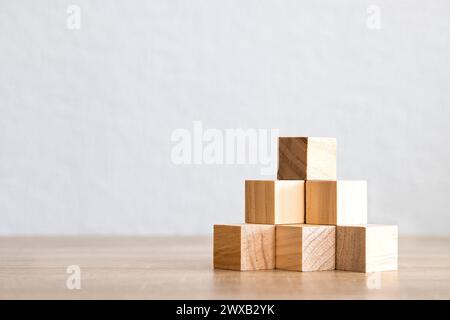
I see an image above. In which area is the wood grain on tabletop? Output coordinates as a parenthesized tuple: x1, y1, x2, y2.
(0, 236, 449, 299)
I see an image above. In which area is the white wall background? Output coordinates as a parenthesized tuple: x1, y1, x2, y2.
(1, 0, 449, 235)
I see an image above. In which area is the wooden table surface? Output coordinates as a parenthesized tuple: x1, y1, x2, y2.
(0, 236, 449, 299)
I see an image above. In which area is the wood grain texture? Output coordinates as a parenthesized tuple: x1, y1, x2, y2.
(275, 225, 302, 271)
(276, 224, 335, 272)
(0, 236, 449, 299)
(245, 180, 304, 224)
(336, 225, 398, 273)
(306, 137, 337, 180)
(277, 137, 308, 180)
(336, 225, 365, 272)
(245, 180, 275, 224)
(366, 225, 398, 273)
(278, 137, 336, 180)
(306, 181, 337, 225)
(213, 225, 241, 270)
(302, 225, 336, 271)
(306, 180, 367, 225)
(336, 181, 368, 225)
(214, 224, 275, 271)
(241, 224, 275, 270)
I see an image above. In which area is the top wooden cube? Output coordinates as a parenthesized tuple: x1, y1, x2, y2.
(277, 137, 336, 180)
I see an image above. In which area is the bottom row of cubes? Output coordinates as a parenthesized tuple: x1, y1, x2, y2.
(213, 224, 398, 273)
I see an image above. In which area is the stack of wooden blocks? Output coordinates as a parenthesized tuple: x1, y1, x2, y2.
(213, 137, 398, 273)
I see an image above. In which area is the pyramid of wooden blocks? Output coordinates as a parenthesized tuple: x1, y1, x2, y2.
(336, 225, 398, 272)
(278, 137, 336, 180)
(306, 180, 367, 225)
(213, 224, 275, 271)
(276, 224, 335, 271)
(245, 180, 304, 224)
(213, 136, 398, 274)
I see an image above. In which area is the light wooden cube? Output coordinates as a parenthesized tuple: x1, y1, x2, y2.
(276, 224, 335, 272)
(245, 180, 305, 225)
(213, 224, 275, 271)
(277, 137, 336, 180)
(306, 180, 367, 225)
(336, 225, 398, 273)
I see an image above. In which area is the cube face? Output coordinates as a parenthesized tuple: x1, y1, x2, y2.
(306, 181, 337, 225)
(336, 226, 366, 272)
(240, 224, 276, 270)
(306, 181, 367, 225)
(306, 137, 337, 180)
(245, 180, 305, 225)
(245, 180, 275, 224)
(278, 137, 336, 180)
(336, 181, 368, 225)
(275, 225, 302, 271)
(276, 224, 335, 272)
(301, 225, 336, 271)
(213, 225, 241, 270)
(213, 224, 275, 271)
(277, 137, 308, 180)
(336, 225, 398, 273)
(274, 181, 305, 224)
(366, 225, 398, 273)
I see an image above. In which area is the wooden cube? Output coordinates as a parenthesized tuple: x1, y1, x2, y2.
(336, 225, 398, 273)
(277, 137, 336, 180)
(276, 224, 335, 272)
(306, 180, 367, 225)
(245, 180, 305, 225)
(213, 224, 275, 271)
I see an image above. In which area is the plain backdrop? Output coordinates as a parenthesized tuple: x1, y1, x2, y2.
(1, 0, 449, 235)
